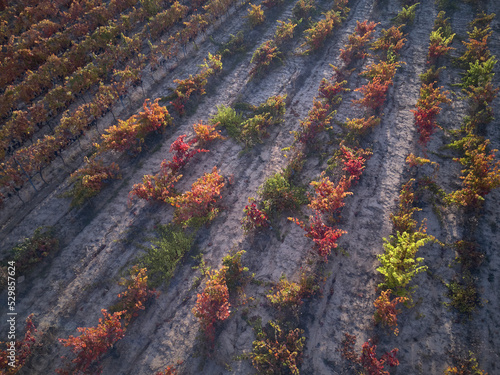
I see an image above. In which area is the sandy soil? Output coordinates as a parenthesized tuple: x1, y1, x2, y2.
(1, 0, 499, 374)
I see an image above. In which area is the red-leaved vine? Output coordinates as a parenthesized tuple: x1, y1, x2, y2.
(411, 83, 450, 145)
(360, 340, 399, 375)
(192, 268, 230, 345)
(291, 215, 346, 261)
(241, 198, 270, 233)
(0, 314, 37, 374)
(341, 145, 372, 181)
(57, 310, 126, 375)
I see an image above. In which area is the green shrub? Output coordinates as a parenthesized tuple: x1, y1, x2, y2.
(419, 66, 446, 84)
(292, 0, 315, 21)
(138, 225, 193, 287)
(210, 104, 244, 138)
(376, 231, 430, 296)
(246, 4, 265, 27)
(240, 113, 273, 147)
(468, 12, 495, 32)
(250, 40, 282, 76)
(217, 31, 247, 57)
(445, 272, 481, 316)
(258, 172, 306, 214)
(433, 11, 453, 38)
(9, 227, 59, 274)
(392, 3, 419, 26)
(213, 96, 286, 146)
(267, 275, 303, 317)
(254, 94, 287, 120)
(221, 249, 249, 292)
(461, 57, 497, 89)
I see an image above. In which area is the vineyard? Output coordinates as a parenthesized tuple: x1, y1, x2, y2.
(0, 0, 499, 374)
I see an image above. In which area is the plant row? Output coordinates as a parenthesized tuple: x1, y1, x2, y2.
(0, 0, 242, 159)
(0, 0, 146, 91)
(0, 1, 191, 156)
(240, 7, 410, 372)
(0, 265, 159, 374)
(0, 0, 242, 206)
(63, 52, 223, 207)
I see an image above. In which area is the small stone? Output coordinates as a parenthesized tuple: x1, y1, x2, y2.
(17, 275, 25, 284)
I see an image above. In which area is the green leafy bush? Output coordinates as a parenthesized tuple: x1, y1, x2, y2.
(445, 272, 481, 317)
(250, 40, 282, 76)
(302, 10, 342, 52)
(392, 3, 419, 26)
(266, 275, 303, 317)
(419, 66, 446, 84)
(240, 113, 274, 147)
(221, 249, 249, 292)
(461, 57, 497, 89)
(292, 0, 315, 20)
(433, 11, 453, 39)
(138, 225, 193, 287)
(376, 231, 430, 296)
(210, 104, 244, 138)
(9, 227, 59, 274)
(254, 94, 287, 120)
(217, 31, 247, 57)
(258, 172, 306, 214)
(246, 4, 265, 27)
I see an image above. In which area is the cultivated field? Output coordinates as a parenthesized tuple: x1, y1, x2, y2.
(0, 0, 499, 374)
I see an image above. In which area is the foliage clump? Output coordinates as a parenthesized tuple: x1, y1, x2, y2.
(246, 4, 265, 27)
(373, 289, 408, 335)
(444, 351, 487, 375)
(113, 267, 159, 324)
(447, 141, 500, 208)
(221, 249, 250, 292)
(58, 310, 126, 375)
(138, 225, 193, 287)
(258, 172, 306, 214)
(360, 340, 399, 375)
(65, 158, 121, 207)
(7, 226, 59, 274)
(392, 3, 419, 26)
(192, 267, 230, 345)
(302, 10, 342, 52)
(445, 272, 481, 317)
(251, 321, 305, 375)
(241, 197, 270, 233)
(171, 167, 224, 228)
(210, 104, 244, 138)
(376, 231, 430, 297)
(266, 275, 303, 317)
